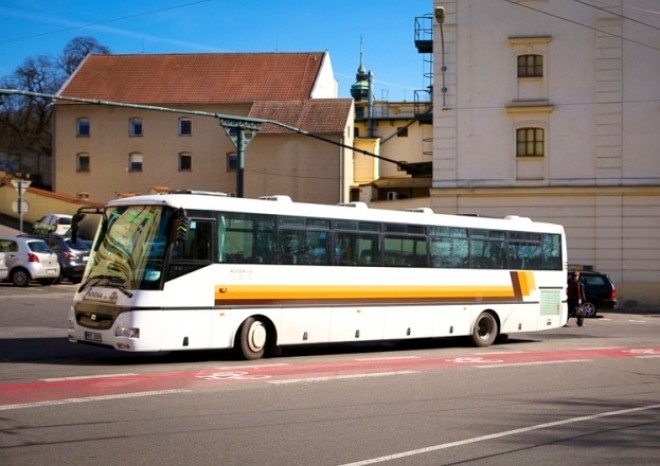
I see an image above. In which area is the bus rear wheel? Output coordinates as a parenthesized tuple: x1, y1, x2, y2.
(472, 312, 498, 347)
(238, 317, 268, 360)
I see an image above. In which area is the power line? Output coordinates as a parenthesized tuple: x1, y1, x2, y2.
(502, 0, 660, 53)
(571, 0, 660, 32)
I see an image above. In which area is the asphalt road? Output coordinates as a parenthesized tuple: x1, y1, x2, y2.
(1, 284, 659, 465)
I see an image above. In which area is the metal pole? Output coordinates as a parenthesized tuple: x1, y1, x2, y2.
(236, 128, 244, 198)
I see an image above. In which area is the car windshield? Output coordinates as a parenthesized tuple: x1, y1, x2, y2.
(83, 205, 173, 290)
(59, 217, 72, 225)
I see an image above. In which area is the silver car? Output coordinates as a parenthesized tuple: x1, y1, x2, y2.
(0, 235, 60, 286)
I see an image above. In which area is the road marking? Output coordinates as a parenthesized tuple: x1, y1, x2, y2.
(0, 389, 190, 411)
(477, 359, 591, 369)
(339, 403, 660, 466)
(42, 373, 138, 382)
(269, 371, 417, 385)
(212, 363, 289, 370)
(355, 356, 420, 361)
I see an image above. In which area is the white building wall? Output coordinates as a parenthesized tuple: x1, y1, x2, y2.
(430, 0, 660, 308)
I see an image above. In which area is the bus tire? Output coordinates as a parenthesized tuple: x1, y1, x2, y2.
(239, 317, 268, 360)
(472, 312, 498, 347)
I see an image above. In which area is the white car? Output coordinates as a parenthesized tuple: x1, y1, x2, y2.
(0, 252, 8, 281)
(33, 213, 73, 236)
(0, 235, 60, 286)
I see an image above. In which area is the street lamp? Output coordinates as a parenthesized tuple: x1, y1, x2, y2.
(435, 6, 448, 110)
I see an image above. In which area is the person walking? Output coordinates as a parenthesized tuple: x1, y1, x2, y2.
(567, 270, 586, 326)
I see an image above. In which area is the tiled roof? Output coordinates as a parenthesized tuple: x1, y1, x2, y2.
(249, 100, 353, 134)
(58, 52, 326, 104)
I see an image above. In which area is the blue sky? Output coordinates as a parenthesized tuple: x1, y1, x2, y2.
(0, 0, 432, 101)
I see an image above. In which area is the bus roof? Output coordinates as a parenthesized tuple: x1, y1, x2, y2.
(106, 192, 564, 233)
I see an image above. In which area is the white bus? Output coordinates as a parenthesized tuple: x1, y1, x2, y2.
(68, 191, 567, 359)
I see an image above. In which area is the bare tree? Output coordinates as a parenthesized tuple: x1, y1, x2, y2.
(0, 36, 110, 185)
(59, 36, 111, 75)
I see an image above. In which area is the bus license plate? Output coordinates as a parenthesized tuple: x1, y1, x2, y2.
(85, 331, 102, 343)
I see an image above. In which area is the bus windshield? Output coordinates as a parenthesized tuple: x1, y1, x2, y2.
(83, 204, 173, 290)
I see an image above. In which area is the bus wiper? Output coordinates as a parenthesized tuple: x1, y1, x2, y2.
(78, 274, 134, 297)
(105, 279, 134, 298)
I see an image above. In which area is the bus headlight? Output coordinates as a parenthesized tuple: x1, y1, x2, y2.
(115, 327, 140, 338)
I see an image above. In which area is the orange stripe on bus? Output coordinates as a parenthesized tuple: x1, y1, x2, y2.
(214, 272, 537, 303)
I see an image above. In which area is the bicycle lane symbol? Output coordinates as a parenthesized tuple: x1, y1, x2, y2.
(195, 371, 272, 382)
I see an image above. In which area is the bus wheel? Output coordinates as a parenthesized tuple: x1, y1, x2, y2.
(239, 317, 268, 360)
(472, 312, 498, 347)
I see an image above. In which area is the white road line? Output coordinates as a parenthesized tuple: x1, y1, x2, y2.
(42, 373, 138, 382)
(635, 355, 660, 359)
(476, 359, 591, 369)
(0, 389, 190, 411)
(355, 356, 421, 361)
(269, 371, 418, 385)
(213, 363, 290, 370)
(339, 403, 660, 466)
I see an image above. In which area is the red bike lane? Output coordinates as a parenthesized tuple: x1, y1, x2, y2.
(2, 346, 659, 410)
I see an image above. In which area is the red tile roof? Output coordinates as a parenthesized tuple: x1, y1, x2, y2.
(249, 100, 353, 134)
(58, 52, 326, 104)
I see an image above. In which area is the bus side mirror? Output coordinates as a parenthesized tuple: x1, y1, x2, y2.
(70, 213, 86, 242)
(170, 209, 190, 242)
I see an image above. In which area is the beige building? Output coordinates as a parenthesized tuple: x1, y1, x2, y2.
(429, 0, 660, 307)
(54, 52, 354, 204)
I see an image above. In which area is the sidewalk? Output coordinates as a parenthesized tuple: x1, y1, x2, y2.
(0, 213, 27, 236)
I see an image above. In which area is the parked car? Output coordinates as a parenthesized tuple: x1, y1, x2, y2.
(33, 214, 73, 236)
(568, 269, 618, 317)
(20, 234, 91, 283)
(0, 252, 8, 281)
(0, 235, 60, 287)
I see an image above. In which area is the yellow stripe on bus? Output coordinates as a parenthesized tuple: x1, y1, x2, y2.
(214, 271, 536, 303)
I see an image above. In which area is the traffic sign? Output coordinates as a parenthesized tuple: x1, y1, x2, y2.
(11, 179, 31, 196)
(12, 199, 29, 215)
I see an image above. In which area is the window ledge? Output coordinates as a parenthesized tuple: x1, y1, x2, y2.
(506, 100, 554, 114)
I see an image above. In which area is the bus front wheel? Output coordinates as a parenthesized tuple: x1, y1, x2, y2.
(239, 317, 268, 360)
(472, 312, 498, 347)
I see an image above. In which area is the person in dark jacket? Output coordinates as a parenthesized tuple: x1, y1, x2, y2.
(567, 270, 586, 326)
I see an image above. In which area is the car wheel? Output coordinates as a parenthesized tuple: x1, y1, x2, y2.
(582, 301, 597, 317)
(11, 268, 31, 287)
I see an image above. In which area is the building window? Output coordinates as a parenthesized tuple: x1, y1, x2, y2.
(179, 152, 192, 171)
(517, 54, 543, 78)
(76, 118, 90, 137)
(516, 128, 544, 157)
(128, 152, 143, 171)
(76, 153, 90, 172)
(226, 152, 237, 172)
(396, 126, 408, 137)
(179, 118, 192, 136)
(129, 118, 143, 137)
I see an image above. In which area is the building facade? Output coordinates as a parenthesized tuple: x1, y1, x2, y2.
(430, 0, 660, 307)
(53, 52, 354, 204)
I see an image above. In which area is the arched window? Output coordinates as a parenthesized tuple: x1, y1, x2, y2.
(179, 152, 192, 171)
(76, 153, 90, 172)
(516, 128, 544, 157)
(128, 152, 143, 171)
(76, 118, 90, 137)
(179, 118, 192, 136)
(129, 118, 143, 137)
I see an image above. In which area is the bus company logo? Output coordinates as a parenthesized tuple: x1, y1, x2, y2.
(85, 289, 119, 304)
